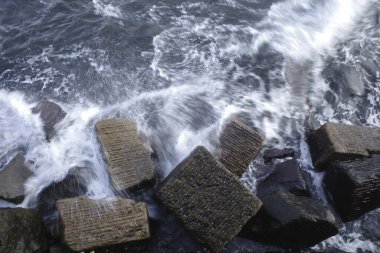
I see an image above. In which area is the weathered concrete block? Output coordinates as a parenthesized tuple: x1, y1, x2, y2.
(156, 146, 262, 252)
(57, 196, 150, 251)
(242, 192, 338, 249)
(0, 154, 32, 203)
(32, 99, 66, 141)
(263, 148, 295, 163)
(219, 120, 264, 176)
(324, 155, 380, 221)
(95, 119, 155, 191)
(256, 159, 310, 198)
(308, 123, 380, 169)
(0, 208, 48, 253)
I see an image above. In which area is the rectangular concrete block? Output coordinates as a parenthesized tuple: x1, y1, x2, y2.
(57, 196, 150, 251)
(95, 119, 155, 191)
(308, 123, 380, 169)
(156, 146, 262, 252)
(324, 155, 380, 221)
(219, 120, 264, 176)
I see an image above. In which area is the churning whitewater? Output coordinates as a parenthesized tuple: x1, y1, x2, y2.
(0, 0, 379, 251)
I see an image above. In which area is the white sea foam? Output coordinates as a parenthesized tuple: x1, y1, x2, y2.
(1, 0, 379, 250)
(92, 0, 122, 19)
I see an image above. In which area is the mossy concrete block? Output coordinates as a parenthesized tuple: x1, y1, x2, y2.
(219, 120, 264, 176)
(57, 196, 150, 251)
(156, 146, 262, 252)
(95, 119, 155, 191)
(308, 123, 380, 169)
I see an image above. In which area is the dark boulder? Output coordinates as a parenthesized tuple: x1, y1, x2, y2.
(57, 196, 150, 252)
(219, 120, 264, 176)
(323, 155, 380, 222)
(0, 208, 49, 253)
(156, 146, 262, 252)
(95, 119, 156, 191)
(263, 148, 295, 163)
(308, 123, 380, 170)
(222, 237, 286, 253)
(256, 159, 310, 198)
(242, 192, 339, 249)
(0, 154, 32, 203)
(32, 99, 66, 141)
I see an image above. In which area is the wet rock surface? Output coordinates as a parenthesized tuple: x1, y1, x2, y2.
(360, 209, 380, 242)
(219, 120, 264, 176)
(263, 148, 295, 163)
(242, 192, 339, 249)
(95, 119, 156, 191)
(256, 159, 310, 198)
(156, 146, 262, 252)
(57, 196, 150, 252)
(0, 208, 48, 253)
(0, 154, 32, 203)
(39, 169, 87, 239)
(323, 155, 380, 222)
(308, 123, 380, 169)
(32, 99, 66, 141)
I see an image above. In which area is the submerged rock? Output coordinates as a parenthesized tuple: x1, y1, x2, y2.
(57, 196, 150, 252)
(0, 154, 32, 203)
(32, 99, 66, 141)
(0, 208, 48, 253)
(242, 192, 338, 249)
(308, 123, 380, 169)
(323, 63, 365, 97)
(156, 146, 262, 252)
(219, 120, 264, 177)
(263, 147, 295, 163)
(256, 159, 310, 198)
(324, 155, 380, 222)
(95, 119, 156, 191)
(360, 209, 380, 242)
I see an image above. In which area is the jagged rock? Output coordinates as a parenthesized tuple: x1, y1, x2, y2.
(32, 99, 66, 141)
(256, 159, 310, 198)
(242, 192, 339, 249)
(308, 123, 380, 169)
(0, 154, 32, 203)
(219, 120, 264, 176)
(263, 148, 295, 163)
(57, 196, 150, 252)
(323, 155, 380, 221)
(0, 208, 48, 253)
(95, 119, 155, 191)
(156, 146, 262, 252)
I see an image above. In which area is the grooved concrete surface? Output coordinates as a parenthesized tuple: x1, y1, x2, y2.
(57, 196, 150, 251)
(96, 119, 155, 191)
(220, 120, 264, 177)
(157, 146, 262, 252)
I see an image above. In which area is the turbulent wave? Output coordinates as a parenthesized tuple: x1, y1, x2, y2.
(0, 0, 379, 251)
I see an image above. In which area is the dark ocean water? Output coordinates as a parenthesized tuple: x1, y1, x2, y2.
(0, 0, 379, 252)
